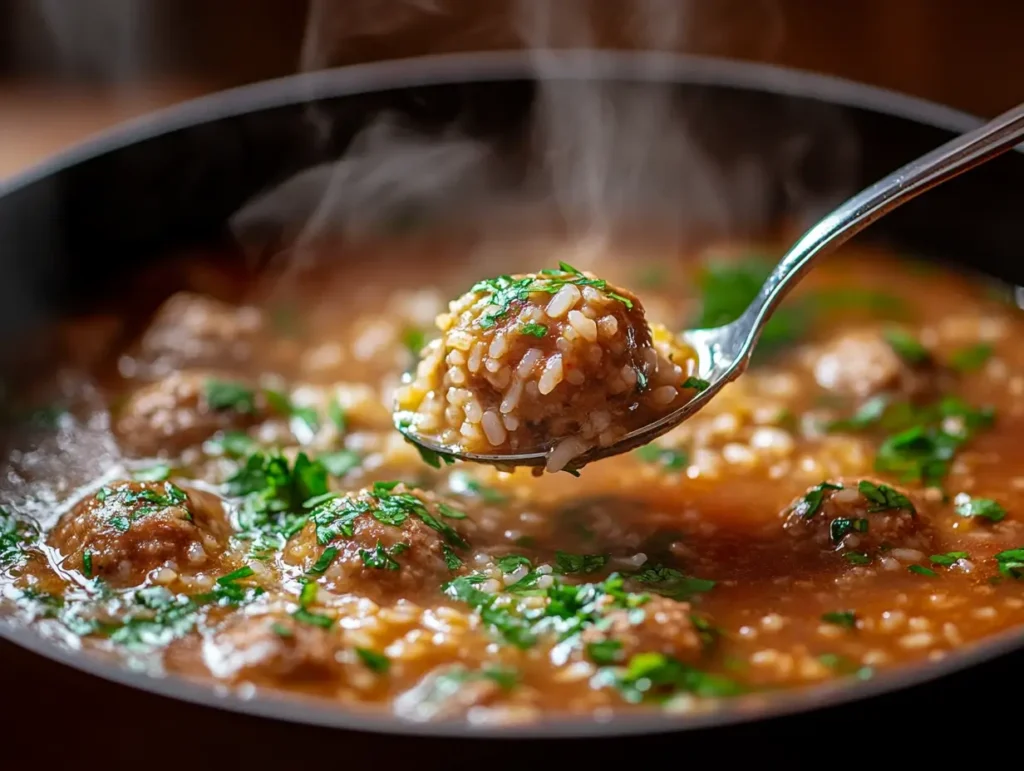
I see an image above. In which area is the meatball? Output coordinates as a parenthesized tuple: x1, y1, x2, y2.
(133, 292, 267, 377)
(581, 596, 705, 664)
(49, 481, 231, 586)
(808, 330, 936, 400)
(396, 264, 700, 472)
(202, 614, 340, 683)
(115, 371, 268, 457)
(780, 478, 934, 557)
(284, 484, 470, 605)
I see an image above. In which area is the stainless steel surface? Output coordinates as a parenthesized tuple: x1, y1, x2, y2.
(2, 51, 1024, 737)
(398, 100, 1024, 472)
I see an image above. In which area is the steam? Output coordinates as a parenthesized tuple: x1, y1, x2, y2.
(230, 0, 861, 281)
(9, 0, 149, 85)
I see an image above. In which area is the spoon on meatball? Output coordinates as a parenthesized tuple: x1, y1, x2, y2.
(396, 101, 1024, 473)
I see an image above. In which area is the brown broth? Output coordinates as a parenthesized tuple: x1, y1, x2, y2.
(1, 236, 1023, 723)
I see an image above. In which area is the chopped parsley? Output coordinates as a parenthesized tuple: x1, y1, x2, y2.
(318, 450, 361, 478)
(359, 541, 404, 571)
(496, 554, 532, 573)
(586, 639, 624, 665)
(883, 327, 930, 364)
(843, 551, 871, 566)
(598, 651, 743, 703)
(132, 463, 172, 482)
(908, 564, 937, 577)
(292, 582, 333, 629)
(401, 327, 428, 356)
(442, 544, 463, 570)
(635, 444, 688, 470)
(443, 571, 649, 651)
(327, 397, 347, 434)
(554, 551, 608, 575)
(930, 551, 969, 566)
(682, 377, 710, 392)
(407, 441, 457, 470)
(795, 482, 843, 518)
(948, 342, 993, 372)
(831, 396, 995, 487)
(204, 379, 256, 413)
(994, 547, 1024, 579)
(262, 388, 320, 437)
(225, 451, 329, 558)
(829, 517, 868, 544)
(628, 564, 716, 600)
(520, 323, 548, 338)
(0, 508, 36, 569)
(437, 503, 467, 520)
(858, 480, 916, 514)
(82, 549, 93, 578)
(953, 495, 1006, 522)
(306, 546, 340, 576)
(471, 262, 631, 329)
(355, 647, 391, 674)
(205, 430, 258, 458)
(818, 653, 874, 680)
(95, 482, 190, 533)
(821, 610, 857, 628)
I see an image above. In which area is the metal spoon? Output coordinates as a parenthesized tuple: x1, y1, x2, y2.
(398, 101, 1024, 470)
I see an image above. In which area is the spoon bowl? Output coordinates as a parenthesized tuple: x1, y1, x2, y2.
(397, 100, 1024, 471)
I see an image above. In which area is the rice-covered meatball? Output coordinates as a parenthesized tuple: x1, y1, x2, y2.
(284, 484, 471, 604)
(49, 481, 231, 586)
(581, 595, 705, 664)
(780, 478, 935, 558)
(133, 292, 267, 377)
(201, 614, 341, 683)
(115, 371, 269, 457)
(808, 329, 938, 400)
(396, 264, 701, 472)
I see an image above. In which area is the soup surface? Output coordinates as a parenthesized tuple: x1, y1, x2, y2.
(2, 235, 1023, 725)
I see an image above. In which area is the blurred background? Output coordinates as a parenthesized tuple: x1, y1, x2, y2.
(2, 0, 1022, 179)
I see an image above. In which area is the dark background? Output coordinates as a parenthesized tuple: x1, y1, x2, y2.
(2, 0, 1023, 115)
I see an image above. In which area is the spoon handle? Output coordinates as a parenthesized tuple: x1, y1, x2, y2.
(738, 101, 1024, 357)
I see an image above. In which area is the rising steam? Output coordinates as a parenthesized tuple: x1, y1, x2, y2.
(229, 0, 860, 279)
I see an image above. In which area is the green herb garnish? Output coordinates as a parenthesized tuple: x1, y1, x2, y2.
(682, 377, 710, 392)
(994, 547, 1024, 579)
(356, 647, 391, 674)
(953, 495, 1006, 522)
(883, 327, 930, 364)
(205, 380, 256, 413)
(796, 482, 843, 518)
(908, 564, 937, 577)
(949, 342, 993, 372)
(520, 323, 548, 338)
(635, 444, 688, 471)
(930, 551, 969, 566)
(554, 551, 608, 575)
(821, 610, 857, 628)
(359, 540, 402, 571)
(629, 564, 716, 600)
(858, 480, 916, 514)
(132, 464, 172, 482)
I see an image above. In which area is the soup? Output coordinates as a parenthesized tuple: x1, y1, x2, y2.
(2, 235, 1022, 725)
